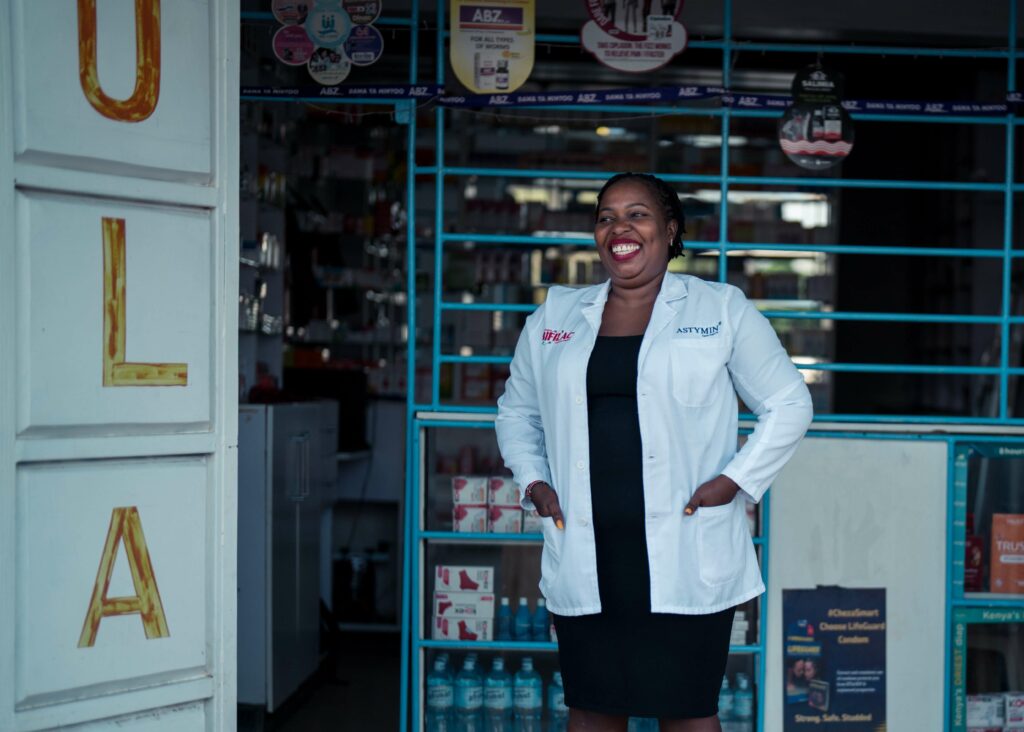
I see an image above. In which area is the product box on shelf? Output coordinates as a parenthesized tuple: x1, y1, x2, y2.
(488, 505, 523, 533)
(435, 565, 495, 593)
(523, 509, 543, 533)
(433, 616, 493, 641)
(967, 693, 1006, 728)
(453, 504, 488, 533)
(488, 476, 520, 506)
(1008, 691, 1024, 725)
(991, 514, 1024, 593)
(452, 475, 488, 505)
(433, 591, 496, 618)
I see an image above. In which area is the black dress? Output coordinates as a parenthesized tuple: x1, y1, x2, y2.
(552, 335, 735, 720)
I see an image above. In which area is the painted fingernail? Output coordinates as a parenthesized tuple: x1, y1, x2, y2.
(684, 507, 694, 515)
(556, 519, 564, 530)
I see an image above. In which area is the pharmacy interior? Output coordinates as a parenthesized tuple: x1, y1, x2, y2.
(240, 1, 1024, 730)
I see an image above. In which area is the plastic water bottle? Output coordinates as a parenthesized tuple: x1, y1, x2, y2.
(455, 656, 483, 732)
(548, 670, 569, 732)
(426, 657, 454, 732)
(718, 674, 734, 721)
(495, 597, 513, 641)
(734, 672, 754, 727)
(513, 597, 532, 641)
(483, 657, 512, 731)
(513, 657, 543, 732)
(531, 598, 549, 642)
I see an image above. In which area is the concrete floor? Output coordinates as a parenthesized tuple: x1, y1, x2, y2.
(239, 632, 402, 732)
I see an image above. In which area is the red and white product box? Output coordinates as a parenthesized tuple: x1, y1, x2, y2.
(435, 565, 494, 593)
(453, 505, 487, 533)
(968, 694, 1005, 728)
(523, 509, 544, 533)
(433, 591, 496, 618)
(488, 505, 523, 534)
(452, 476, 488, 505)
(433, 616, 492, 641)
(1007, 692, 1024, 725)
(488, 477, 520, 506)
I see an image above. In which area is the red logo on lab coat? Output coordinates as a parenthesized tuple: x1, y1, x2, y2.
(542, 329, 574, 344)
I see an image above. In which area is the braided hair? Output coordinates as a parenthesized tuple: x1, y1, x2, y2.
(595, 172, 686, 260)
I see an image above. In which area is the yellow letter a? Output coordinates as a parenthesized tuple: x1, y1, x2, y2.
(78, 506, 170, 647)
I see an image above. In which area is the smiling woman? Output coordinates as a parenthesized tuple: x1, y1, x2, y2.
(495, 172, 814, 731)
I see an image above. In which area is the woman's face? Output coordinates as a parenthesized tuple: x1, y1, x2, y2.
(594, 179, 676, 290)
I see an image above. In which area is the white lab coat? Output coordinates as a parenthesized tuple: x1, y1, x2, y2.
(495, 273, 813, 615)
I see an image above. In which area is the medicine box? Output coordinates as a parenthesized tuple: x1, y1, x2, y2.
(453, 504, 488, 533)
(489, 505, 523, 533)
(452, 475, 488, 505)
(433, 616, 493, 641)
(523, 509, 544, 533)
(435, 565, 495, 593)
(433, 591, 496, 618)
(488, 476, 520, 506)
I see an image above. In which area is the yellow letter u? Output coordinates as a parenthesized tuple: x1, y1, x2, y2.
(77, 0, 161, 123)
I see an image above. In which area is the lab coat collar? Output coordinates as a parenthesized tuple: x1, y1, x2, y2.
(580, 273, 689, 331)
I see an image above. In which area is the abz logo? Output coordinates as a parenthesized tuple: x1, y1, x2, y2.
(676, 320, 722, 338)
(542, 329, 574, 344)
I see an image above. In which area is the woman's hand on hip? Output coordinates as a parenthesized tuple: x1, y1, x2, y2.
(530, 482, 565, 530)
(684, 475, 741, 516)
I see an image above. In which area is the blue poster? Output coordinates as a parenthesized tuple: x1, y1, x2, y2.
(782, 587, 886, 731)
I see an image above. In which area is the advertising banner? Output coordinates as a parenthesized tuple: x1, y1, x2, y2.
(450, 0, 536, 94)
(580, 0, 688, 72)
(783, 586, 886, 731)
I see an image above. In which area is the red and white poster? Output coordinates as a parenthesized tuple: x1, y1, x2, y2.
(580, 0, 688, 73)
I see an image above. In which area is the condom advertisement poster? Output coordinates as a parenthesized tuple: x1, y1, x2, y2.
(783, 587, 886, 731)
(450, 0, 536, 94)
(580, 0, 688, 73)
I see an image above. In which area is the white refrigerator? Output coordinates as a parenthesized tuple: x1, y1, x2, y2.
(237, 402, 338, 711)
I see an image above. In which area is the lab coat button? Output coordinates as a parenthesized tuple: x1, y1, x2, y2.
(576, 395, 583, 404)
(579, 517, 589, 527)
(576, 460, 585, 470)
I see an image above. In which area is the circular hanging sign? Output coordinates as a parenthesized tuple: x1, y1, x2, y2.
(778, 103, 855, 170)
(778, 65, 854, 170)
(273, 25, 315, 66)
(305, 2, 352, 49)
(342, 0, 382, 25)
(580, 0, 688, 73)
(344, 24, 384, 66)
(308, 46, 353, 84)
(272, 0, 311, 25)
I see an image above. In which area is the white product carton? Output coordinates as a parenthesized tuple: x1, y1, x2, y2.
(968, 693, 1005, 728)
(433, 591, 496, 618)
(488, 476, 520, 506)
(523, 509, 544, 533)
(435, 565, 495, 593)
(433, 615, 493, 641)
(488, 505, 523, 534)
(453, 504, 488, 533)
(1007, 692, 1024, 725)
(452, 475, 488, 505)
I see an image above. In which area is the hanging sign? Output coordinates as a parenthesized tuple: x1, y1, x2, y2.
(783, 587, 886, 731)
(580, 0, 688, 73)
(273, 24, 316, 66)
(778, 65, 855, 170)
(450, 0, 536, 94)
(308, 47, 353, 85)
(272, 0, 311, 25)
(342, 0, 382, 24)
(344, 24, 385, 66)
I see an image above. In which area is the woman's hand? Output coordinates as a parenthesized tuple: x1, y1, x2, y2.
(684, 475, 741, 516)
(530, 482, 565, 530)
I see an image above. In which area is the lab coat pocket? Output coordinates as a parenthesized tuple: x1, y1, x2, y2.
(696, 502, 744, 587)
(670, 341, 728, 408)
(540, 517, 563, 582)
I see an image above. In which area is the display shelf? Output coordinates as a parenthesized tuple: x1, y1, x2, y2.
(420, 530, 542, 544)
(419, 639, 558, 652)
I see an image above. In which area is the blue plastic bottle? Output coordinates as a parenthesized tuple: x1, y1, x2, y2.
(718, 674, 735, 721)
(734, 672, 754, 727)
(426, 657, 454, 732)
(483, 657, 512, 731)
(513, 656, 543, 732)
(454, 656, 483, 732)
(513, 597, 532, 641)
(531, 598, 549, 642)
(495, 597, 513, 641)
(547, 670, 569, 732)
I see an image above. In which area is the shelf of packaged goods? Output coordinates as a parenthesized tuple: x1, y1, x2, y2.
(420, 531, 766, 546)
(418, 639, 763, 654)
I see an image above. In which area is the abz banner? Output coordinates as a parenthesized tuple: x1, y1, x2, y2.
(450, 0, 536, 94)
